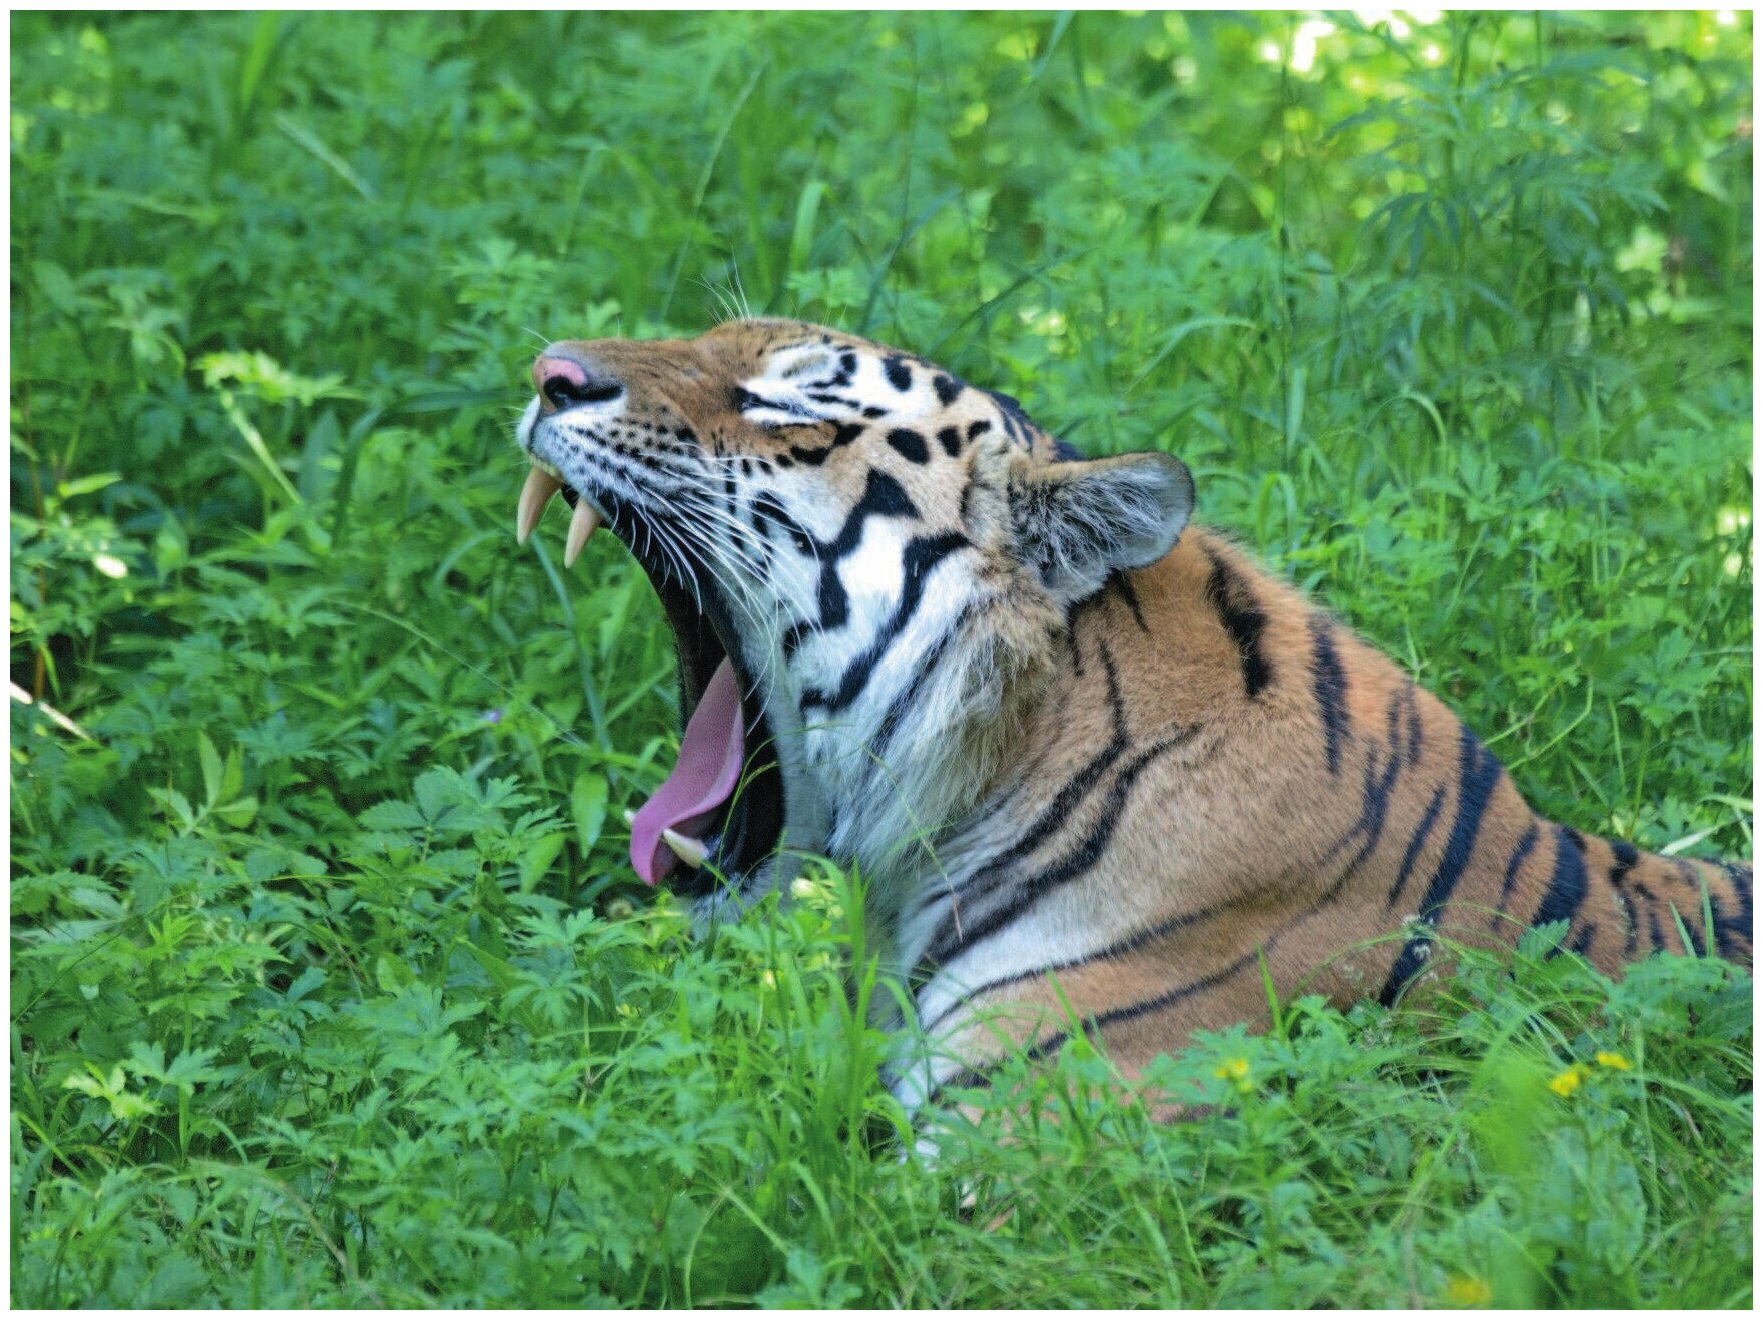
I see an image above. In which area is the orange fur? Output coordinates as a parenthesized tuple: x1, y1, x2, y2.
(931, 530, 1752, 1086)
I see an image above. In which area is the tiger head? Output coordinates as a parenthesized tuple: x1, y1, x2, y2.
(514, 318, 1194, 917)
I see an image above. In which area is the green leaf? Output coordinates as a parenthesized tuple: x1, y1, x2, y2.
(196, 731, 223, 807)
(31, 259, 82, 316)
(359, 799, 426, 832)
(213, 796, 258, 828)
(519, 831, 566, 893)
(788, 179, 827, 278)
(296, 407, 340, 503)
(54, 472, 124, 501)
(374, 954, 415, 992)
(219, 743, 244, 803)
(413, 767, 462, 822)
(571, 772, 608, 855)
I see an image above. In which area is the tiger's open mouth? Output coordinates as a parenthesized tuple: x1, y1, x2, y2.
(516, 463, 786, 895)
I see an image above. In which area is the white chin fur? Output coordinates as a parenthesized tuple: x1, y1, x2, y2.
(516, 396, 542, 448)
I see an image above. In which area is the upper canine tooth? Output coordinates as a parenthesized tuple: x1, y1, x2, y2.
(517, 466, 563, 545)
(563, 500, 602, 567)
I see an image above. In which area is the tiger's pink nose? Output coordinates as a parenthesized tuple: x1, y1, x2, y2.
(532, 351, 624, 413)
(534, 355, 586, 391)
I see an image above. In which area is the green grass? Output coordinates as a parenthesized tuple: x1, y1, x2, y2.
(11, 9, 1752, 1308)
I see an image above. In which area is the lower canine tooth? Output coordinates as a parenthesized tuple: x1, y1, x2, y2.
(661, 829, 708, 870)
(563, 500, 602, 567)
(516, 466, 563, 544)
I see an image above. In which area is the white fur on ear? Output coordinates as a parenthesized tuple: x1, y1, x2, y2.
(1010, 451, 1194, 604)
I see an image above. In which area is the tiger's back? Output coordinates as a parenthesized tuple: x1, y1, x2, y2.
(900, 530, 1752, 1095)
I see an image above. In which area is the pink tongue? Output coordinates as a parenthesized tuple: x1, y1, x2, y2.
(629, 657, 746, 884)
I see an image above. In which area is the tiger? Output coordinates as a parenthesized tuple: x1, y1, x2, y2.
(512, 316, 1752, 1113)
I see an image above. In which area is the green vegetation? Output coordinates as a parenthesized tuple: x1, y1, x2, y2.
(12, 10, 1751, 1308)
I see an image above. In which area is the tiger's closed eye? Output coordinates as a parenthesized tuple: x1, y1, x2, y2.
(733, 386, 829, 427)
(775, 346, 840, 381)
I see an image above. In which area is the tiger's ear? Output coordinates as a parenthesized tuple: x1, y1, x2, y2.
(1009, 451, 1195, 604)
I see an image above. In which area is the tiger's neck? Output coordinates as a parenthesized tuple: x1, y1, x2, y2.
(788, 551, 1066, 935)
(881, 527, 1265, 970)
(808, 524, 1309, 959)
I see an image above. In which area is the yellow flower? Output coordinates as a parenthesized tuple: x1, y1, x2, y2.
(1595, 1050, 1632, 1071)
(1548, 1064, 1589, 1098)
(1213, 1057, 1251, 1080)
(1443, 1276, 1493, 1306)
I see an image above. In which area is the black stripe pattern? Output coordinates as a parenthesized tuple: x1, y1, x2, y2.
(924, 730, 1200, 966)
(910, 640, 1131, 929)
(1319, 682, 1425, 898)
(1309, 617, 1350, 774)
(920, 894, 1241, 1038)
(1532, 823, 1590, 933)
(1607, 839, 1641, 955)
(779, 468, 918, 657)
(799, 530, 969, 715)
(917, 630, 1211, 969)
(1716, 862, 1753, 956)
(1387, 784, 1448, 907)
(1378, 726, 1504, 1005)
(925, 932, 1292, 1108)
(1490, 820, 1540, 929)
(1203, 549, 1272, 698)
